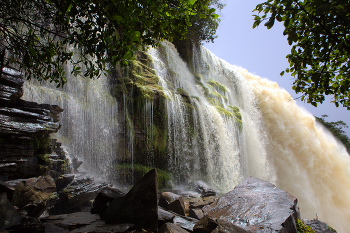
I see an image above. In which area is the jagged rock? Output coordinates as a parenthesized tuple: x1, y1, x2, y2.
(196, 177, 299, 233)
(159, 222, 190, 233)
(158, 206, 176, 223)
(49, 175, 109, 215)
(189, 196, 217, 209)
(0, 69, 64, 180)
(173, 215, 198, 232)
(0, 193, 21, 230)
(192, 181, 216, 197)
(189, 208, 204, 220)
(0, 180, 15, 202)
(193, 216, 218, 233)
(54, 174, 75, 193)
(9, 175, 56, 209)
(304, 219, 337, 233)
(159, 192, 186, 216)
(71, 157, 83, 172)
(101, 169, 158, 231)
(91, 186, 126, 215)
(0, 69, 24, 106)
(20, 201, 46, 218)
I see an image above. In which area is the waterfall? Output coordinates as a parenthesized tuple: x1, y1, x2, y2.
(23, 40, 350, 232)
(23, 72, 119, 181)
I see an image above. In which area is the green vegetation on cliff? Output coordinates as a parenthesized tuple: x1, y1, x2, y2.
(315, 115, 350, 154)
(115, 164, 171, 189)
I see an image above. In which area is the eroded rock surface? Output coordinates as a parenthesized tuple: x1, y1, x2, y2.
(197, 177, 299, 233)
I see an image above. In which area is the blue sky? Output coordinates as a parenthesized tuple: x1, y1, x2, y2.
(204, 0, 350, 137)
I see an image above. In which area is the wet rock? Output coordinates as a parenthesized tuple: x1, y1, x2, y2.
(0, 69, 24, 106)
(173, 215, 198, 232)
(101, 169, 158, 231)
(159, 222, 190, 233)
(159, 192, 186, 216)
(20, 201, 46, 218)
(0, 179, 15, 202)
(50, 175, 109, 215)
(198, 177, 298, 233)
(189, 208, 204, 220)
(189, 196, 217, 209)
(192, 181, 216, 197)
(41, 210, 135, 233)
(41, 212, 101, 230)
(0, 193, 21, 230)
(6, 216, 44, 233)
(193, 216, 218, 233)
(304, 219, 337, 233)
(10, 175, 56, 209)
(91, 186, 126, 215)
(55, 174, 75, 192)
(158, 206, 175, 223)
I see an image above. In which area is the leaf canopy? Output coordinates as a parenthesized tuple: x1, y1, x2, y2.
(253, 0, 350, 109)
(0, 0, 219, 86)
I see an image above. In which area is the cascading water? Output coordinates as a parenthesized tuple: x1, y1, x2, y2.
(23, 72, 119, 181)
(149, 41, 350, 232)
(23, 40, 350, 232)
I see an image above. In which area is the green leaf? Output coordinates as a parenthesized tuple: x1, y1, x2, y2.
(110, 14, 123, 22)
(211, 14, 219, 19)
(131, 31, 141, 41)
(29, 47, 36, 56)
(67, 4, 72, 12)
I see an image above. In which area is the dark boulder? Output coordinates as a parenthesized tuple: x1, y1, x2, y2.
(189, 208, 204, 220)
(91, 186, 126, 215)
(10, 175, 56, 209)
(197, 177, 299, 233)
(49, 175, 109, 215)
(54, 174, 75, 193)
(159, 222, 190, 233)
(0, 179, 15, 202)
(0, 193, 21, 230)
(100, 169, 158, 231)
(159, 192, 186, 216)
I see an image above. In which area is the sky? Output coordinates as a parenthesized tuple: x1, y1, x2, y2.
(204, 0, 350, 137)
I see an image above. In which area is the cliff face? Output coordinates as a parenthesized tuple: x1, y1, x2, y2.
(0, 68, 66, 181)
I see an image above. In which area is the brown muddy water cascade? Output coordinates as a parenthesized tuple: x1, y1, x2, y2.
(23, 41, 350, 232)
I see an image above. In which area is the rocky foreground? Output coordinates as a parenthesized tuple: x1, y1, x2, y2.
(1, 169, 337, 233)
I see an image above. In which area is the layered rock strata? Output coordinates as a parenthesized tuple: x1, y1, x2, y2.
(0, 68, 64, 180)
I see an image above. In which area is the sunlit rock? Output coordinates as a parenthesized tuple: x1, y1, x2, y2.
(159, 192, 186, 216)
(196, 177, 298, 232)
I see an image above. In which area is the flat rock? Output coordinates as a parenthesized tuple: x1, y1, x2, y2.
(159, 222, 190, 233)
(101, 169, 158, 231)
(198, 177, 298, 233)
